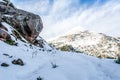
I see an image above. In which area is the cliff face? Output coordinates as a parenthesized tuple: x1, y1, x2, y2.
(49, 30, 120, 59)
(0, 0, 43, 43)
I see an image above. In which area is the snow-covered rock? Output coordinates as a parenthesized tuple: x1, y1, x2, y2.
(0, 1, 43, 42)
(49, 30, 120, 59)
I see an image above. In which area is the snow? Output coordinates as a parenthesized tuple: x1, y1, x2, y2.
(49, 29, 103, 46)
(0, 40, 120, 80)
(49, 29, 120, 59)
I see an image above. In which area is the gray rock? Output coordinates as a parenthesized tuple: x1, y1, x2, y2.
(0, 0, 43, 43)
(12, 58, 24, 66)
(1, 63, 9, 67)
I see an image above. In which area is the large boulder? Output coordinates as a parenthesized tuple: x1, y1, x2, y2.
(0, 0, 43, 43)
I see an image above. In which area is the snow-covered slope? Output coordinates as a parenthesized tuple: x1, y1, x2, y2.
(49, 30, 120, 59)
(0, 25, 120, 80)
(0, 40, 120, 80)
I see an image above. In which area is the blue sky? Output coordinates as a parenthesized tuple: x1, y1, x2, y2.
(10, 0, 120, 39)
(13, 0, 108, 5)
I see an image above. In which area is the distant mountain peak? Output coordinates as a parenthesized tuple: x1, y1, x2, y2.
(49, 29, 120, 59)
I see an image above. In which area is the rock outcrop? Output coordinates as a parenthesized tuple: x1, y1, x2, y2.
(0, 0, 43, 43)
(0, 23, 11, 41)
(49, 30, 120, 59)
(0, 29, 11, 41)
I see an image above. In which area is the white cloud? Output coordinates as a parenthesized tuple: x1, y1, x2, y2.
(11, 0, 120, 39)
(14, 0, 52, 14)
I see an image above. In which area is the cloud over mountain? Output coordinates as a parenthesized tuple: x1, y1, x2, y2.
(12, 0, 120, 39)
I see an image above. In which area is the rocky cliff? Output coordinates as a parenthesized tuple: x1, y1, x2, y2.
(0, 0, 43, 44)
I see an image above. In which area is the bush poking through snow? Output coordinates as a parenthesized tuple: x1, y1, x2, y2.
(59, 45, 75, 52)
(51, 62, 58, 68)
(37, 76, 43, 80)
(5, 40, 18, 46)
(115, 55, 120, 64)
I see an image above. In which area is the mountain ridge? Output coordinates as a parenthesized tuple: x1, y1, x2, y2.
(49, 30, 120, 59)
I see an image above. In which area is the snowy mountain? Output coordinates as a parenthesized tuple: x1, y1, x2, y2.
(1, 1, 120, 80)
(0, 23, 120, 80)
(49, 30, 120, 59)
(1, 36, 120, 80)
(1, 20, 120, 80)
